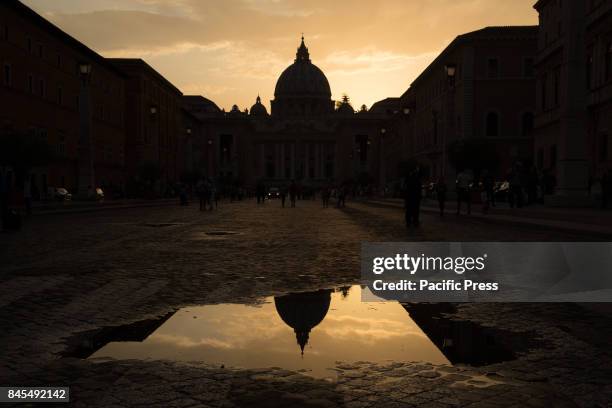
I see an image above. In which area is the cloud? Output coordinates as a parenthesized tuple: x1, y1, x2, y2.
(21, 0, 538, 109)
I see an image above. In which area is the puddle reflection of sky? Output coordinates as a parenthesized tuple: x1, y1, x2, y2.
(91, 286, 449, 379)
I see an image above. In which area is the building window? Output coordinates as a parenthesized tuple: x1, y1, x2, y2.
(57, 86, 63, 105)
(522, 112, 534, 136)
(541, 74, 547, 110)
(57, 54, 61, 68)
(487, 58, 499, 78)
(601, 134, 609, 162)
(27, 75, 33, 93)
(523, 58, 534, 77)
(27, 37, 32, 52)
(38, 43, 43, 58)
(39, 79, 46, 97)
(486, 112, 499, 137)
(550, 145, 557, 168)
(537, 149, 544, 169)
(554, 69, 560, 106)
(586, 54, 593, 89)
(3, 64, 11, 87)
(58, 134, 66, 156)
(3, 24, 7, 40)
(606, 41, 612, 81)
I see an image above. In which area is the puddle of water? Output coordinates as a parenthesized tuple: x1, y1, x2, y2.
(86, 286, 449, 378)
(70, 286, 536, 379)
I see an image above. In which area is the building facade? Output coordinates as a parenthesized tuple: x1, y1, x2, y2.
(533, 0, 612, 204)
(108, 59, 183, 194)
(0, 0, 126, 197)
(185, 38, 388, 191)
(392, 26, 538, 189)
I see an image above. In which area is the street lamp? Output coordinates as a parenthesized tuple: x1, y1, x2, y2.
(186, 128, 192, 135)
(380, 128, 387, 135)
(150, 105, 158, 115)
(77, 62, 94, 198)
(403, 107, 411, 115)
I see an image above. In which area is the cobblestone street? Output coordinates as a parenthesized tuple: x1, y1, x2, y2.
(1, 199, 611, 407)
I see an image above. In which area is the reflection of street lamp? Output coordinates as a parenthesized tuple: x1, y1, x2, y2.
(77, 62, 94, 198)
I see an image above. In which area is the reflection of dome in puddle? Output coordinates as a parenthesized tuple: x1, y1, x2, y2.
(274, 290, 332, 355)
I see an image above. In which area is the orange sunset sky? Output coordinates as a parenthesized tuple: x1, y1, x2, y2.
(22, 0, 538, 111)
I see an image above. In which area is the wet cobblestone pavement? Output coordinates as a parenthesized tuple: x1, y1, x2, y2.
(1, 199, 611, 407)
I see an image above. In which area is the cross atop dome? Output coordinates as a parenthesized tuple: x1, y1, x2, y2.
(295, 35, 310, 62)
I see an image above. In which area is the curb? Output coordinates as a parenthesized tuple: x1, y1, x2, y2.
(364, 200, 612, 238)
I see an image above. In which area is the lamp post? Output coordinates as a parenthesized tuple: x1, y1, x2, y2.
(379, 128, 387, 192)
(207, 139, 213, 177)
(443, 63, 457, 179)
(77, 62, 93, 199)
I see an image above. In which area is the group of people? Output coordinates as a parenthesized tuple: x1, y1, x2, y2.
(195, 178, 218, 211)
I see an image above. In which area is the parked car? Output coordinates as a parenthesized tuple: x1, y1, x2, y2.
(48, 187, 72, 201)
(267, 187, 280, 199)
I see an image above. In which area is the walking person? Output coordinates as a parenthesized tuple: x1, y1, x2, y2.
(456, 169, 472, 215)
(23, 175, 32, 216)
(289, 180, 297, 208)
(404, 167, 422, 228)
(196, 178, 206, 211)
(482, 169, 495, 208)
(280, 185, 287, 208)
(435, 177, 447, 217)
(508, 164, 524, 208)
(321, 185, 330, 208)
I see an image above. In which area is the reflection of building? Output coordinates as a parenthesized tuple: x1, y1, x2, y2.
(392, 26, 537, 187)
(274, 290, 332, 354)
(533, 0, 612, 205)
(64, 312, 175, 359)
(402, 303, 536, 366)
(0, 0, 126, 195)
(183, 38, 387, 189)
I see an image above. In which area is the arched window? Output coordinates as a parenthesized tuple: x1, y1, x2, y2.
(486, 112, 499, 137)
(522, 112, 534, 136)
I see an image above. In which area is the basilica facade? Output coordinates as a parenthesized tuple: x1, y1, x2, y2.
(183, 38, 390, 190)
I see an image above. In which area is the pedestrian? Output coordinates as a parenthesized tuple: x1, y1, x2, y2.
(196, 178, 206, 211)
(321, 185, 330, 208)
(209, 179, 217, 210)
(527, 165, 538, 205)
(404, 167, 422, 228)
(508, 164, 524, 208)
(435, 177, 447, 217)
(456, 169, 472, 215)
(482, 169, 495, 208)
(337, 185, 347, 208)
(289, 180, 297, 208)
(280, 185, 287, 208)
(23, 175, 32, 216)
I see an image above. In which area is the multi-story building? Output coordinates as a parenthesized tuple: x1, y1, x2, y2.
(108, 59, 183, 193)
(0, 0, 126, 197)
(393, 26, 538, 188)
(533, 0, 612, 204)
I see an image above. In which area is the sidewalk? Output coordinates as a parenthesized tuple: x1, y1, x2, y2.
(367, 198, 612, 238)
(31, 198, 179, 215)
